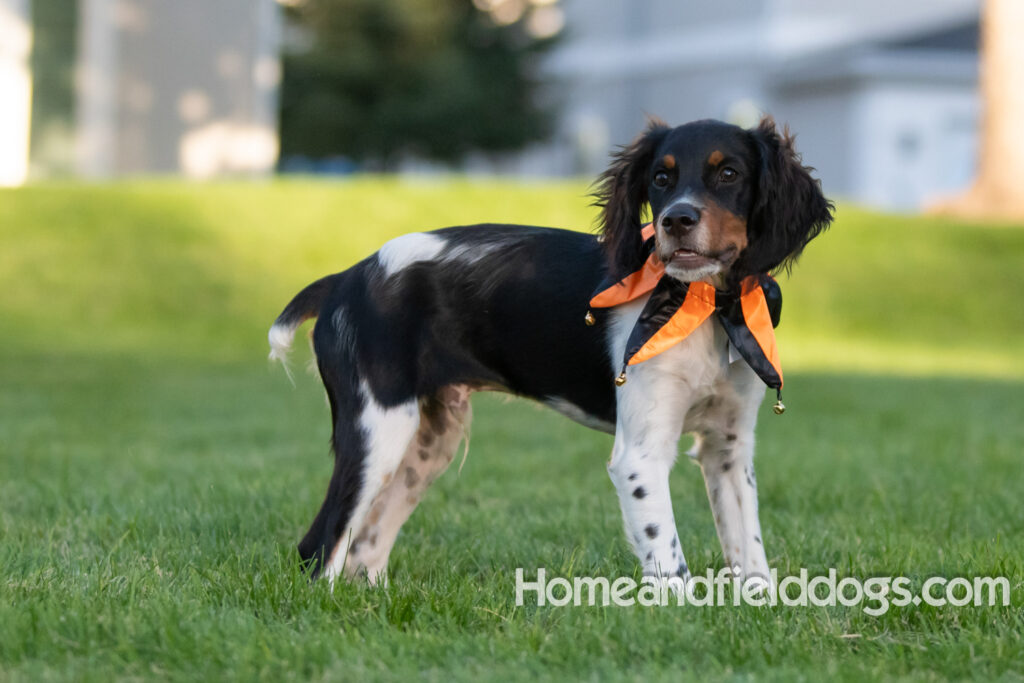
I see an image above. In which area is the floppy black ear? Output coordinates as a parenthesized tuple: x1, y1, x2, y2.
(592, 119, 670, 280)
(739, 116, 834, 279)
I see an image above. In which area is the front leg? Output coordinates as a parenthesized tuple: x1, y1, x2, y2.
(608, 437, 688, 580)
(697, 431, 770, 586)
(694, 368, 771, 587)
(607, 361, 692, 581)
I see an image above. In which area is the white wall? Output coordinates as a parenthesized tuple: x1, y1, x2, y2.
(853, 82, 978, 209)
(0, 0, 32, 187)
(767, 0, 979, 55)
(76, 0, 117, 178)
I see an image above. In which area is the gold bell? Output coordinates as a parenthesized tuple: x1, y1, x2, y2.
(615, 370, 627, 386)
(772, 399, 785, 415)
(584, 311, 596, 326)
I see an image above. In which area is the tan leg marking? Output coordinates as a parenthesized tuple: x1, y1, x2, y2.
(344, 385, 473, 584)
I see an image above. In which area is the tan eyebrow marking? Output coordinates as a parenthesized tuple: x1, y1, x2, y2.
(661, 154, 676, 169)
(708, 150, 724, 166)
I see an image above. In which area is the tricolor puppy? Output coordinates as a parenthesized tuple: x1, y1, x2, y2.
(269, 117, 833, 587)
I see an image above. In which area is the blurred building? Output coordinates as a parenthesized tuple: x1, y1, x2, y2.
(3, 0, 983, 211)
(76, 0, 281, 178)
(515, 0, 981, 210)
(1, 0, 281, 182)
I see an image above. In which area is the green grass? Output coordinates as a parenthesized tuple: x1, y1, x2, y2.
(1, 180, 1023, 681)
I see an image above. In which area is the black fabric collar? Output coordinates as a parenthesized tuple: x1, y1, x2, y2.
(619, 274, 783, 389)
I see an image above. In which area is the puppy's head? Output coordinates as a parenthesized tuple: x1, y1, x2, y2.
(594, 116, 834, 285)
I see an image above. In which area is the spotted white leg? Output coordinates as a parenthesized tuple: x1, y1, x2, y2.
(698, 433, 770, 586)
(607, 363, 692, 581)
(608, 442, 688, 580)
(694, 369, 771, 588)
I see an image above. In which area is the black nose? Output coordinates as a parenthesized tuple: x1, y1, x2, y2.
(660, 203, 702, 235)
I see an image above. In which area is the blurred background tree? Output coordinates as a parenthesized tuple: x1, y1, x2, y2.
(29, 0, 78, 177)
(278, 0, 561, 169)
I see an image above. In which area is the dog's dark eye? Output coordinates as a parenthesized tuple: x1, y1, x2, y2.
(652, 170, 670, 188)
(719, 167, 739, 183)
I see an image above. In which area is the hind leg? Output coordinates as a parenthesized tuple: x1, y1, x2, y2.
(299, 377, 422, 583)
(344, 385, 472, 584)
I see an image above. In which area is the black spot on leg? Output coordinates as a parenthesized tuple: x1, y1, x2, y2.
(722, 461, 733, 472)
(671, 537, 677, 549)
(632, 486, 647, 499)
(644, 524, 659, 539)
(628, 473, 638, 481)
(646, 551, 652, 561)
(754, 535, 762, 544)
(404, 466, 420, 487)
(675, 560, 689, 578)
(726, 433, 737, 441)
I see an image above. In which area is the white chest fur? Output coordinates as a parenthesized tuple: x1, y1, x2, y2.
(605, 294, 762, 437)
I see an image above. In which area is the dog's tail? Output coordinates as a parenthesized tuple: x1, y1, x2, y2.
(268, 274, 338, 373)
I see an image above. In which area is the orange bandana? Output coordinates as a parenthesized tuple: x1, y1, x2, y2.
(587, 225, 785, 412)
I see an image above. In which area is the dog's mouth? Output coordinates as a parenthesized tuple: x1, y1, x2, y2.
(668, 248, 715, 269)
(663, 245, 740, 271)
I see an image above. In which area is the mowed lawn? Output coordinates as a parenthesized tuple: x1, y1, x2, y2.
(1, 180, 1023, 681)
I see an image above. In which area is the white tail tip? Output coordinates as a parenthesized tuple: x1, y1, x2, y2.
(268, 322, 297, 361)
(268, 322, 298, 383)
